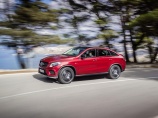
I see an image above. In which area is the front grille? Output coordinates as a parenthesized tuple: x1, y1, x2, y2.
(39, 61, 48, 68)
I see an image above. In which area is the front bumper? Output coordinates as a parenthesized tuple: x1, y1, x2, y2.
(38, 67, 59, 79)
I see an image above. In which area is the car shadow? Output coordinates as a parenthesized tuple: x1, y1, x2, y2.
(33, 74, 109, 83)
(74, 74, 108, 82)
(33, 74, 58, 83)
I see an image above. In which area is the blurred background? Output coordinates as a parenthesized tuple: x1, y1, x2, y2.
(0, 0, 158, 70)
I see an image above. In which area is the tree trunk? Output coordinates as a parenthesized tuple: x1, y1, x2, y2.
(121, 15, 130, 62)
(104, 38, 111, 48)
(129, 29, 137, 63)
(123, 42, 129, 62)
(16, 46, 26, 69)
(151, 47, 158, 63)
(132, 47, 137, 63)
(17, 53, 26, 69)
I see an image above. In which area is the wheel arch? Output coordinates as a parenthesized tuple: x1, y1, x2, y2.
(59, 65, 76, 76)
(109, 63, 123, 72)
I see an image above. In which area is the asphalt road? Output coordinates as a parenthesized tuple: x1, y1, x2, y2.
(0, 68, 158, 118)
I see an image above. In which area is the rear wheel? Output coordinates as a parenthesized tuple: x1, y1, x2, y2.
(108, 65, 121, 79)
(58, 67, 74, 84)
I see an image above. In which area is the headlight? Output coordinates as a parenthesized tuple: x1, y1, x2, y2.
(49, 62, 61, 67)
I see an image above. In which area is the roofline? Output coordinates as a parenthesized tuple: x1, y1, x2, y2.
(75, 45, 109, 49)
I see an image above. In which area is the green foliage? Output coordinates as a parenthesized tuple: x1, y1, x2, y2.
(28, 35, 70, 44)
(0, 28, 69, 44)
(143, 37, 154, 45)
(130, 9, 158, 36)
(135, 37, 154, 48)
(14, 8, 57, 24)
(50, 26, 58, 30)
(1, 0, 158, 63)
(99, 30, 118, 39)
(130, 9, 158, 25)
(12, 1, 58, 25)
(0, 29, 35, 37)
(95, 19, 108, 26)
(98, 30, 118, 47)
(0, 0, 61, 45)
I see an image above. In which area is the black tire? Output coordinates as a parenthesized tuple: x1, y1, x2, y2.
(58, 67, 74, 84)
(108, 65, 121, 79)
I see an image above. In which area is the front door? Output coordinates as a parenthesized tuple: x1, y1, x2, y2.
(75, 49, 98, 75)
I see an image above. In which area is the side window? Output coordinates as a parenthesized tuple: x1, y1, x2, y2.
(97, 49, 111, 56)
(82, 49, 96, 58)
(109, 51, 118, 56)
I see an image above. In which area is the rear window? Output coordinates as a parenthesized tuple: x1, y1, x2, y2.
(109, 51, 118, 56)
(97, 49, 111, 56)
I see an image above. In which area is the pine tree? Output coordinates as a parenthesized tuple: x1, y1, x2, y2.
(0, 0, 61, 68)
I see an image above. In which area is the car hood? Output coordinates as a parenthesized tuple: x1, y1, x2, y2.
(41, 54, 74, 63)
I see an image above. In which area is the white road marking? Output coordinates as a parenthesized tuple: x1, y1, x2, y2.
(0, 79, 135, 100)
(153, 116, 158, 118)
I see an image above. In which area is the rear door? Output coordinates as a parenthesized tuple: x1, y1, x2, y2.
(96, 49, 113, 73)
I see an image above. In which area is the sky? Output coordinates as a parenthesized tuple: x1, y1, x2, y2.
(42, 0, 51, 4)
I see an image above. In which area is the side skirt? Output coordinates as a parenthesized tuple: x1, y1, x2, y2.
(76, 72, 108, 77)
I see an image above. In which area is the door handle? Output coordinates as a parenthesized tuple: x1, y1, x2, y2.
(109, 59, 112, 60)
(93, 59, 96, 61)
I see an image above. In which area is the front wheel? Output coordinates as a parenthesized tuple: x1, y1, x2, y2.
(108, 65, 121, 79)
(58, 67, 74, 84)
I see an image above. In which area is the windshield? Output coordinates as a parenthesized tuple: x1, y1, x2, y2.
(62, 47, 89, 56)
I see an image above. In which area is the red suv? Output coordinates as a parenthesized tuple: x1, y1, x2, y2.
(39, 46, 126, 84)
